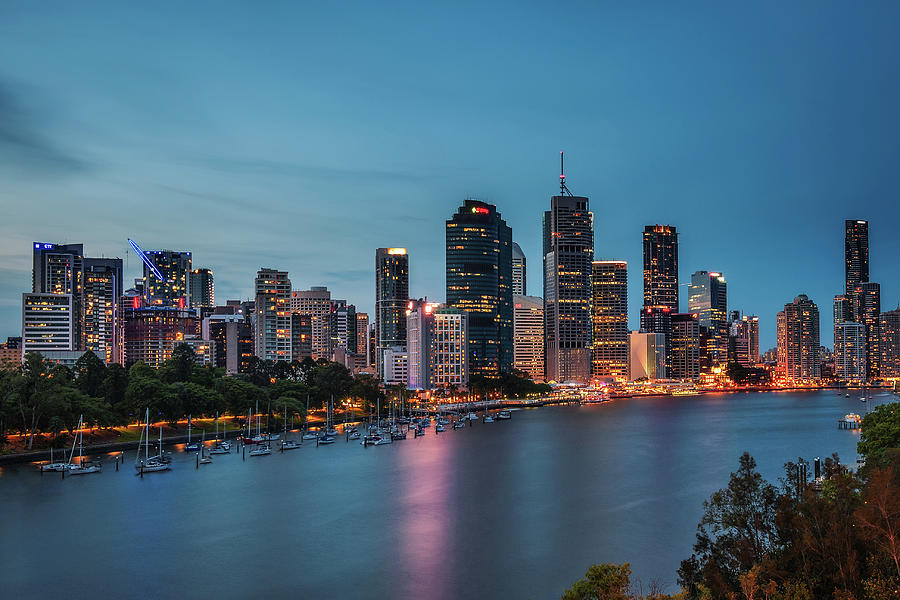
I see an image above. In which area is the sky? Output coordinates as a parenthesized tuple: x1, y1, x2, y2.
(2, 1, 900, 350)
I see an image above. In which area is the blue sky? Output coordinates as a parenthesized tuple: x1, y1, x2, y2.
(2, 1, 900, 350)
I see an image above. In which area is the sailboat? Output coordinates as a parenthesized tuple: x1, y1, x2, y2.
(318, 396, 337, 443)
(134, 408, 170, 472)
(210, 412, 230, 454)
(66, 415, 101, 475)
(248, 441, 271, 456)
(40, 446, 69, 472)
(198, 430, 212, 464)
(281, 403, 300, 450)
(185, 414, 200, 452)
(302, 394, 317, 441)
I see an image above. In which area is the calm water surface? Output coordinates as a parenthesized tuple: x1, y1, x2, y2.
(0, 390, 886, 599)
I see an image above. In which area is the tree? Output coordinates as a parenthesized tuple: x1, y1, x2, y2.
(163, 343, 197, 383)
(74, 351, 106, 397)
(16, 353, 61, 449)
(103, 363, 129, 422)
(685, 453, 780, 596)
(858, 403, 900, 465)
(313, 362, 354, 406)
(855, 468, 900, 578)
(562, 563, 633, 600)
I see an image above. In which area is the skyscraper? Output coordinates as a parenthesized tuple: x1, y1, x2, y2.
(291, 287, 332, 360)
(834, 321, 865, 383)
(642, 225, 679, 312)
(688, 271, 728, 370)
(640, 305, 673, 376)
(669, 313, 701, 380)
(591, 260, 628, 380)
(628, 331, 666, 381)
(406, 300, 468, 391)
(728, 312, 759, 367)
(189, 268, 214, 309)
(778, 294, 820, 380)
(845, 220, 869, 295)
(356, 313, 369, 358)
(376, 248, 409, 379)
(83, 258, 123, 363)
(30, 242, 83, 351)
(543, 160, 594, 383)
(329, 300, 357, 355)
(512, 242, 526, 296)
(446, 200, 513, 377)
(853, 281, 881, 379)
(143, 250, 192, 307)
(879, 309, 900, 378)
(254, 268, 292, 362)
(513, 295, 544, 381)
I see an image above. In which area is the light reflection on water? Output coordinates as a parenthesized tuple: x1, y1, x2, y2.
(0, 390, 881, 599)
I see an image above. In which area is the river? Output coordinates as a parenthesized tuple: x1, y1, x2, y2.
(0, 389, 885, 599)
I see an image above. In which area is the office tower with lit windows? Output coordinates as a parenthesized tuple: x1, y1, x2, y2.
(853, 281, 881, 379)
(543, 162, 594, 383)
(688, 271, 727, 370)
(591, 260, 628, 380)
(329, 300, 357, 356)
(728, 312, 760, 367)
(290, 286, 332, 360)
(446, 200, 513, 377)
(376, 248, 410, 379)
(22, 293, 75, 354)
(254, 269, 292, 362)
(291, 313, 312, 362)
(669, 313, 701, 380)
(879, 309, 900, 378)
(834, 321, 865, 383)
(628, 331, 666, 381)
(778, 294, 820, 380)
(202, 305, 254, 374)
(845, 220, 869, 296)
(512, 242, 526, 296)
(143, 250, 192, 307)
(513, 295, 544, 381)
(30, 242, 84, 351)
(356, 313, 369, 357)
(82, 258, 123, 363)
(407, 300, 468, 390)
(642, 225, 679, 312)
(640, 305, 673, 376)
(189, 268, 214, 309)
(120, 292, 199, 368)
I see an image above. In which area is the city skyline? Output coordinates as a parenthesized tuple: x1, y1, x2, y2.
(4, 3, 900, 350)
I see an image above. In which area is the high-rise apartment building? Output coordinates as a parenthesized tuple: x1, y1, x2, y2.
(290, 287, 332, 360)
(329, 300, 357, 356)
(628, 331, 666, 381)
(203, 307, 253, 374)
(82, 258, 122, 363)
(120, 294, 199, 368)
(834, 321, 865, 383)
(643, 225, 679, 312)
(853, 281, 881, 379)
(669, 313, 701, 380)
(254, 269, 292, 362)
(513, 295, 544, 381)
(446, 200, 513, 377)
(376, 248, 409, 379)
(143, 250, 192, 307)
(591, 261, 628, 380)
(22, 293, 75, 354)
(640, 305, 673, 376)
(845, 220, 869, 296)
(728, 312, 759, 367)
(778, 295, 820, 380)
(688, 271, 728, 369)
(189, 268, 214, 309)
(407, 300, 468, 390)
(543, 165, 594, 383)
(512, 242, 526, 296)
(356, 313, 369, 357)
(879, 309, 900, 379)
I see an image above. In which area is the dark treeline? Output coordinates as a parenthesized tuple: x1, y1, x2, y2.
(563, 402, 900, 599)
(0, 344, 550, 450)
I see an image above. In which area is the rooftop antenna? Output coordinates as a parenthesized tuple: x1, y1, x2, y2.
(559, 151, 572, 196)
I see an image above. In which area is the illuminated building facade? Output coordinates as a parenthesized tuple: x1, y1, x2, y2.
(591, 261, 628, 380)
(121, 297, 199, 368)
(512, 242, 526, 296)
(31, 242, 83, 350)
(845, 219, 868, 296)
(143, 250, 192, 307)
(291, 287, 332, 360)
(189, 268, 214, 309)
(22, 293, 75, 354)
(446, 200, 513, 377)
(203, 305, 254, 374)
(407, 300, 468, 390)
(513, 295, 544, 381)
(356, 313, 369, 357)
(382, 345, 409, 387)
(543, 187, 594, 383)
(376, 248, 409, 379)
(728, 312, 760, 367)
(329, 300, 357, 356)
(778, 294, 820, 380)
(688, 271, 728, 370)
(628, 331, 665, 381)
(254, 268, 292, 362)
(82, 258, 122, 363)
(669, 313, 701, 380)
(853, 281, 880, 379)
(834, 321, 865, 383)
(642, 225, 679, 312)
(879, 309, 900, 379)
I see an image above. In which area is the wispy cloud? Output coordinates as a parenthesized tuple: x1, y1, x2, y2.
(322, 269, 371, 282)
(0, 79, 88, 176)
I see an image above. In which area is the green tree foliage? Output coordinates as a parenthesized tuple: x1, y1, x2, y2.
(858, 403, 900, 466)
(74, 351, 106, 397)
